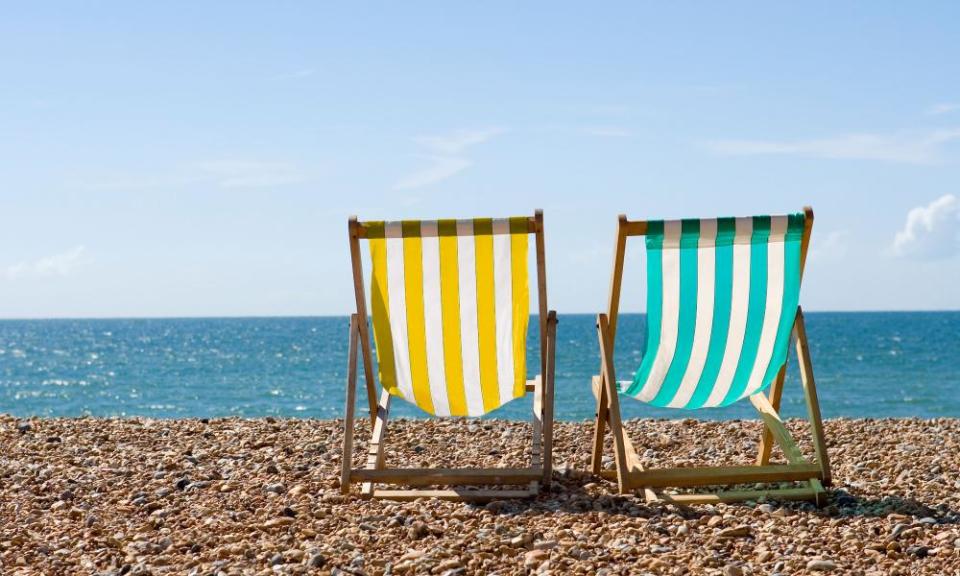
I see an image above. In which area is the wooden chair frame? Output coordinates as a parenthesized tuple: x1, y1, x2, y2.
(341, 210, 557, 501)
(591, 206, 832, 505)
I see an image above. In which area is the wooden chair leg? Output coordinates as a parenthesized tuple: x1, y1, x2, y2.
(597, 314, 631, 494)
(542, 311, 557, 484)
(590, 374, 609, 476)
(794, 308, 832, 485)
(757, 365, 787, 465)
(341, 315, 360, 494)
(361, 389, 391, 497)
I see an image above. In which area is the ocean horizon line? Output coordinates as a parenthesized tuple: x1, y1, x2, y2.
(2, 309, 958, 322)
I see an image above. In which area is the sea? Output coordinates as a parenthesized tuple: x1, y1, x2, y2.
(1, 313, 958, 421)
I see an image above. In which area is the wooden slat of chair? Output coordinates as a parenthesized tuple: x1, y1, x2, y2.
(590, 218, 628, 477)
(370, 488, 536, 501)
(590, 376, 660, 501)
(542, 311, 558, 483)
(629, 463, 821, 488)
(794, 308, 832, 485)
(657, 486, 820, 505)
(751, 392, 826, 502)
(340, 315, 360, 495)
(352, 468, 543, 486)
(756, 364, 787, 465)
(590, 376, 609, 476)
(361, 389, 391, 497)
(597, 314, 631, 495)
(348, 218, 380, 425)
(530, 374, 543, 495)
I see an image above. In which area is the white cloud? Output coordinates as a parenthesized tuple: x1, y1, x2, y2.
(394, 127, 506, 190)
(197, 161, 304, 189)
(927, 103, 960, 116)
(412, 128, 506, 156)
(584, 125, 632, 138)
(707, 129, 960, 164)
(5, 246, 89, 280)
(892, 194, 960, 259)
(394, 156, 472, 191)
(809, 229, 850, 261)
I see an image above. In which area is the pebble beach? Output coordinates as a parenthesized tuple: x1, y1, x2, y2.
(2, 416, 958, 576)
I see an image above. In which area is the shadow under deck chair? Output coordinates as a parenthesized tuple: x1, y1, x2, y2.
(341, 211, 557, 501)
(591, 207, 832, 505)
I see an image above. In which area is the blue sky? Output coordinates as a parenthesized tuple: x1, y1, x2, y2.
(2, 2, 959, 318)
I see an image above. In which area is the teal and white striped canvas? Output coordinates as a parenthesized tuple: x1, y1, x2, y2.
(621, 213, 805, 409)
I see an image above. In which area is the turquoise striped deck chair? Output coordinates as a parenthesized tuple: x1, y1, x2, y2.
(591, 207, 832, 505)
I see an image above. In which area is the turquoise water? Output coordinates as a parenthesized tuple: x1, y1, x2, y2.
(1, 313, 957, 420)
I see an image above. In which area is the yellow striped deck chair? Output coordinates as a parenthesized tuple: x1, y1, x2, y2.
(341, 210, 556, 501)
(592, 207, 832, 505)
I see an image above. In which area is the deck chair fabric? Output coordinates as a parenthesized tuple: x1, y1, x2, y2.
(625, 214, 805, 409)
(366, 218, 530, 417)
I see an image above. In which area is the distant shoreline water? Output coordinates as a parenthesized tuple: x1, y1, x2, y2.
(2, 312, 958, 420)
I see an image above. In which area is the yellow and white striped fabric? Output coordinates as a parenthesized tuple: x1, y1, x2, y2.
(366, 217, 530, 417)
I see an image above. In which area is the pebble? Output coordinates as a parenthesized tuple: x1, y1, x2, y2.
(262, 517, 294, 529)
(906, 545, 930, 558)
(288, 484, 307, 497)
(724, 565, 744, 576)
(718, 526, 751, 538)
(524, 550, 549, 567)
(264, 482, 285, 494)
(510, 533, 533, 547)
(408, 521, 430, 539)
(17, 421, 32, 434)
(306, 553, 326, 568)
(807, 559, 838, 571)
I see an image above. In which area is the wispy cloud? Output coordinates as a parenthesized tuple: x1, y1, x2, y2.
(394, 157, 472, 191)
(926, 102, 960, 116)
(413, 128, 505, 156)
(892, 194, 960, 259)
(707, 129, 960, 164)
(5, 246, 89, 280)
(809, 229, 850, 261)
(197, 161, 305, 189)
(394, 127, 506, 190)
(584, 125, 632, 138)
